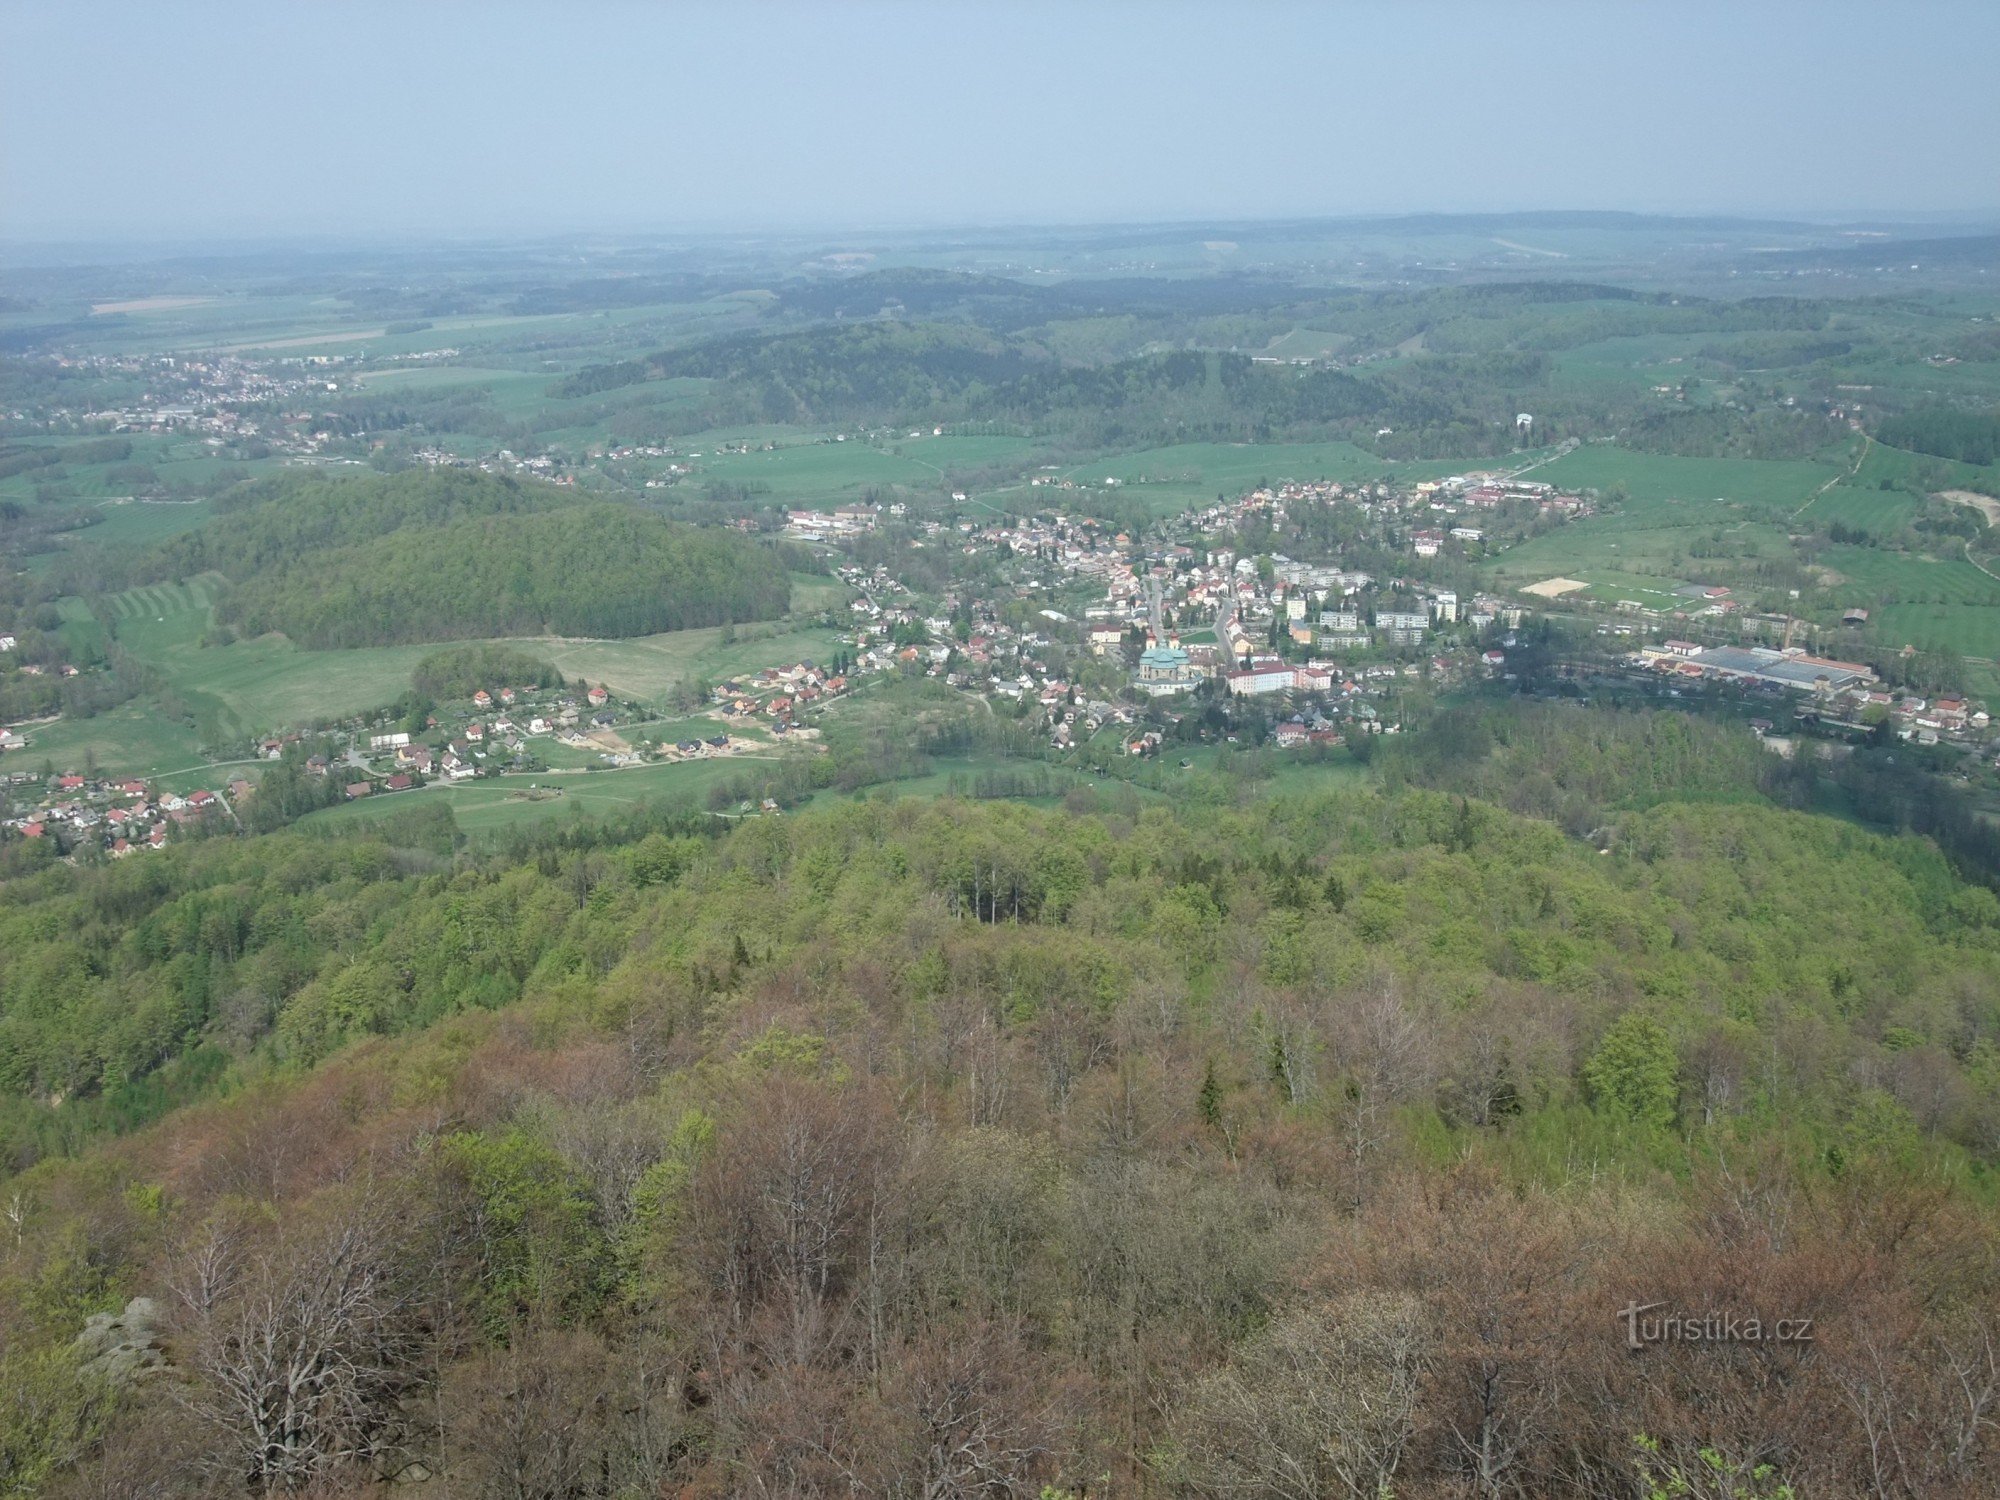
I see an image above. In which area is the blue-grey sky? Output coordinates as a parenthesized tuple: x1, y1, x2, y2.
(5, 0, 1997, 240)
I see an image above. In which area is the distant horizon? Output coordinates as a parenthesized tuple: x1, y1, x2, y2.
(4, 206, 2000, 264)
(7, 1, 1998, 244)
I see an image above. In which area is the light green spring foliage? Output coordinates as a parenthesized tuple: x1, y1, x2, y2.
(1586, 1014, 1681, 1130)
(5, 779, 2000, 1180)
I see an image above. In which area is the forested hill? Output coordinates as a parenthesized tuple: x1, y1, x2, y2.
(3, 784, 2000, 1493)
(219, 503, 788, 647)
(549, 285, 1849, 455)
(146, 468, 574, 582)
(138, 470, 791, 647)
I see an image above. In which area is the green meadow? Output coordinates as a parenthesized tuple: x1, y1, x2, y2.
(300, 755, 776, 838)
(4, 704, 208, 780)
(53, 578, 853, 773)
(998, 440, 1476, 517)
(683, 431, 1041, 507)
(1800, 484, 1920, 532)
(1819, 543, 2000, 607)
(1871, 603, 2000, 660)
(106, 578, 436, 744)
(1484, 500, 1790, 595)
(1533, 444, 1851, 513)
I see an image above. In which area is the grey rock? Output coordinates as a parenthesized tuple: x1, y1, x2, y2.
(72, 1296, 169, 1385)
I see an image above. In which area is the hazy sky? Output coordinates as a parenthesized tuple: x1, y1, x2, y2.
(5, 0, 1998, 241)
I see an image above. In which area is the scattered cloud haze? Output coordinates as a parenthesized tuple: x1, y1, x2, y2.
(5, 0, 1998, 241)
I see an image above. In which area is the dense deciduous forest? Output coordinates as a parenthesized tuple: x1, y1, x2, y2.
(147, 470, 575, 584)
(216, 504, 787, 646)
(4, 709, 2000, 1495)
(127, 471, 792, 647)
(1876, 405, 2000, 466)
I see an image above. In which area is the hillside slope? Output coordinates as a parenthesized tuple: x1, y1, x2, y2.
(141, 471, 791, 647)
(2, 783, 1999, 1495)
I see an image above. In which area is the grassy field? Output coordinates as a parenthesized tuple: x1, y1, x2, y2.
(4, 703, 208, 779)
(1872, 604, 2000, 659)
(1815, 543, 2000, 658)
(532, 622, 852, 698)
(997, 440, 1476, 517)
(684, 431, 1040, 507)
(1820, 544, 2000, 607)
(58, 579, 851, 772)
(300, 756, 776, 838)
(786, 571, 855, 611)
(1484, 501, 1792, 596)
(1851, 441, 1997, 495)
(1801, 484, 1920, 533)
(106, 578, 436, 745)
(620, 716, 769, 746)
(1535, 444, 1850, 513)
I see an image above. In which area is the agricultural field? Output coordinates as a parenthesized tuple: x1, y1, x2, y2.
(1002, 440, 1474, 516)
(103, 578, 434, 745)
(1871, 603, 2000, 660)
(682, 430, 1041, 508)
(1799, 483, 1920, 533)
(1546, 331, 1730, 397)
(1256, 328, 1355, 361)
(74, 497, 217, 550)
(1533, 443, 1852, 513)
(1818, 543, 2000, 607)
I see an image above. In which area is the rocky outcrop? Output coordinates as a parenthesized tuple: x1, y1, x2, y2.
(72, 1296, 169, 1386)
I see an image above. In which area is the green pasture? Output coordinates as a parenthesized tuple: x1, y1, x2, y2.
(1800, 484, 1919, 532)
(82, 498, 217, 549)
(3, 703, 207, 779)
(683, 431, 1039, 507)
(1820, 544, 2000, 607)
(1853, 441, 1997, 496)
(533, 622, 851, 700)
(1871, 603, 2000, 661)
(1535, 445, 1850, 512)
(1258, 328, 1355, 361)
(1817, 542, 2000, 658)
(1001, 440, 1474, 517)
(56, 596, 106, 657)
(74, 579, 848, 767)
(1547, 333, 1723, 397)
(105, 579, 434, 745)
(786, 572, 853, 612)
(301, 755, 775, 837)
(1484, 503, 1789, 591)
(620, 716, 770, 746)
